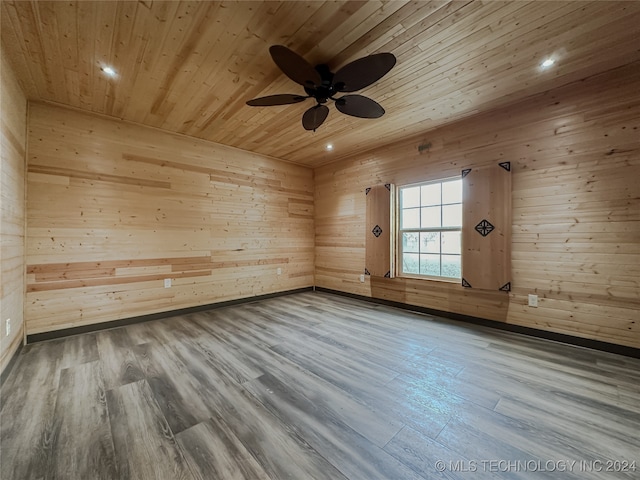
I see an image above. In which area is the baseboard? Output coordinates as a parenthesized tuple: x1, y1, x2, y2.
(0, 337, 24, 386)
(24, 285, 640, 359)
(26, 287, 314, 344)
(314, 287, 640, 359)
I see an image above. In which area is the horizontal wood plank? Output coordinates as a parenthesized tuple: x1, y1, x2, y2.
(2, 2, 640, 166)
(25, 103, 314, 334)
(314, 63, 640, 348)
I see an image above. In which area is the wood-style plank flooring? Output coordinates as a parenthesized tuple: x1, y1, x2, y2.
(2, 292, 639, 479)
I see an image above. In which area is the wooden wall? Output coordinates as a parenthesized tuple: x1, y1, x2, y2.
(1, 44, 27, 373)
(26, 103, 314, 335)
(315, 62, 640, 349)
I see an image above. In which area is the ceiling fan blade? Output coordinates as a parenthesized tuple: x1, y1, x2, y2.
(246, 94, 307, 106)
(333, 53, 396, 92)
(335, 95, 385, 118)
(269, 45, 322, 88)
(302, 105, 329, 131)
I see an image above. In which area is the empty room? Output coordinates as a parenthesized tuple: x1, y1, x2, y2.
(1, 1, 639, 479)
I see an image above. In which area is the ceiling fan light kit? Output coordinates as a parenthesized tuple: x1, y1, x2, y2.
(246, 45, 396, 131)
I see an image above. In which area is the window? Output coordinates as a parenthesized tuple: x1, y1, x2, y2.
(398, 178, 462, 279)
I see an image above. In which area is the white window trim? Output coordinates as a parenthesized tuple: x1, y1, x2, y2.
(396, 177, 462, 281)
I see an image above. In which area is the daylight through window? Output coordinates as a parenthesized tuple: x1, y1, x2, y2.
(398, 178, 462, 279)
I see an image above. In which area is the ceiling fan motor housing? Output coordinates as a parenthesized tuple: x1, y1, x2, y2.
(304, 64, 337, 104)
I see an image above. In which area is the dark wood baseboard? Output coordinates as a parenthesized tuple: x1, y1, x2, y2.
(27, 287, 314, 344)
(24, 285, 640, 359)
(315, 287, 640, 359)
(0, 340, 24, 387)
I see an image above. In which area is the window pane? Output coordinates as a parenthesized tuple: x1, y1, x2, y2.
(421, 206, 441, 228)
(442, 203, 461, 227)
(420, 183, 441, 206)
(420, 232, 440, 253)
(441, 254, 461, 278)
(420, 254, 440, 276)
(403, 253, 419, 274)
(402, 232, 419, 253)
(402, 187, 420, 208)
(442, 179, 462, 204)
(401, 208, 420, 228)
(398, 178, 464, 281)
(441, 231, 461, 254)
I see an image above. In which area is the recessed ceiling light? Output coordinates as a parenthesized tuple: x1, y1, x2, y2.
(541, 58, 554, 68)
(101, 66, 117, 77)
(326, 144, 333, 151)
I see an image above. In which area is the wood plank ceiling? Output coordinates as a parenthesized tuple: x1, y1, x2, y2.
(2, 1, 640, 168)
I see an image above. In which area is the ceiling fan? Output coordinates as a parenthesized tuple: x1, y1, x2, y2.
(246, 45, 396, 131)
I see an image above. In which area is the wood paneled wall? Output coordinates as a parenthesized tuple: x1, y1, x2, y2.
(26, 103, 314, 335)
(1, 44, 27, 373)
(315, 62, 640, 349)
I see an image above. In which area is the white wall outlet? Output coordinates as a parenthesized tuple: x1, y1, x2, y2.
(528, 294, 538, 307)
(5, 318, 10, 336)
(277, 268, 282, 275)
(360, 274, 365, 283)
(164, 278, 172, 288)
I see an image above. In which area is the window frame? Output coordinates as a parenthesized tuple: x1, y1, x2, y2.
(396, 176, 462, 282)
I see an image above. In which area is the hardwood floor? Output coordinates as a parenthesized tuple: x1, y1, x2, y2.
(1, 291, 639, 479)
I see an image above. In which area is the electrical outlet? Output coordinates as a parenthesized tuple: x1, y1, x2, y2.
(277, 268, 282, 275)
(164, 278, 172, 288)
(528, 294, 538, 307)
(360, 274, 365, 283)
(5, 318, 10, 336)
